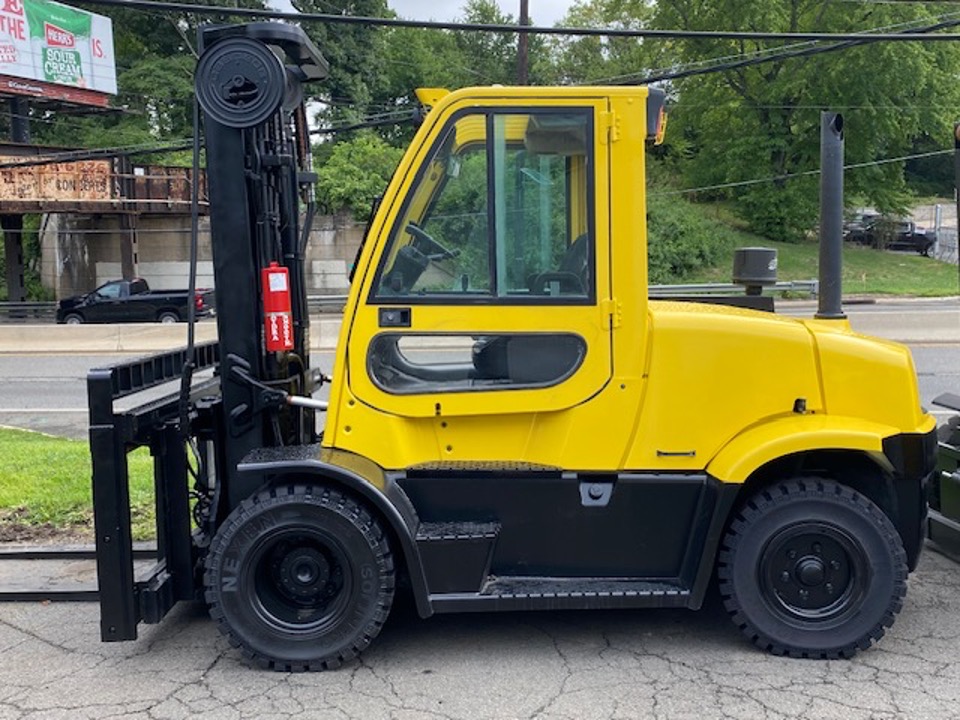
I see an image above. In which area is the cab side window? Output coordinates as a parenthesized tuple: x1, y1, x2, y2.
(373, 109, 594, 302)
(98, 283, 122, 299)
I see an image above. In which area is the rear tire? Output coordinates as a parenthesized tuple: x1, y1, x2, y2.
(204, 485, 395, 671)
(158, 311, 180, 324)
(718, 478, 906, 659)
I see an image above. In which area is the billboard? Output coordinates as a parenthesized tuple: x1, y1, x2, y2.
(0, 0, 116, 107)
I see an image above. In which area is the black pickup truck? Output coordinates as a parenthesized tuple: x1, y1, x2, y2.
(56, 278, 216, 324)
(843, 217, 937, 256)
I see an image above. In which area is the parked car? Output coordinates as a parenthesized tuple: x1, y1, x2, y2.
(56, 278, 216, 324)
(843, 216, 937, 256)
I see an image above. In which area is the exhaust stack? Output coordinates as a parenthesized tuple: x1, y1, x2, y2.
(817, 112, 846, 320)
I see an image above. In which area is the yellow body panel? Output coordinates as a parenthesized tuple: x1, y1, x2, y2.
(323, 84, 934, 482)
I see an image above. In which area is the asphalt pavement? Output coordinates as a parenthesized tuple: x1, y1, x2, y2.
(2, 549, 960, 719)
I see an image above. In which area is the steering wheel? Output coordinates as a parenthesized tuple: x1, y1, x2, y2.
(407, 222, 459, 261)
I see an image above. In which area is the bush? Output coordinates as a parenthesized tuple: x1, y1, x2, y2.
(646, 195, 738, 284)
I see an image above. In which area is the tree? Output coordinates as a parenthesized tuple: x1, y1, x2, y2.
(291, 0, 391, 128)
(550, 0, 655, 85)
(314, 132, 404, 216)
(653, 1, 960, 240)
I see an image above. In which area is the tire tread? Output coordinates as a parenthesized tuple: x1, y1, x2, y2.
(204, 484, 395, 672)
(717, 478, 906, 659)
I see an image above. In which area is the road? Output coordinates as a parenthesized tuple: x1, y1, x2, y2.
(0, 301, 958, 719)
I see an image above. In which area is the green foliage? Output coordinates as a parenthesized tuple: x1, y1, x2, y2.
(551, 0, 655, 85)
(294, 0, 391, 127)
(646, 194, 737, 283)
(0, 427, 155, 539)
(651, 0, 960, 241)
(314, 132, 404, 216)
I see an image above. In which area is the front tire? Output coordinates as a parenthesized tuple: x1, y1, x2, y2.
(204, 485, 395, 671)
(718, 478, 907, 659)
(63, 313, 83, 325)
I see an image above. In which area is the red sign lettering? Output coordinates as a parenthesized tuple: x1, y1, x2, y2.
(92, 38, 103, 58)
(44, 22, 75, 49)
(0, 15, 25, 40)
(2, 0, 23, 17)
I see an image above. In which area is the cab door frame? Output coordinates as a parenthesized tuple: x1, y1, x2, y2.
(344, 95, 614, 422)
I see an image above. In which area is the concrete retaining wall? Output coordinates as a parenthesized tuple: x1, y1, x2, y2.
(41, 213, 365, 300)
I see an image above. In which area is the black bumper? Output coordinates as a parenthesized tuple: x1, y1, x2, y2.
(883, 428, 939, 571)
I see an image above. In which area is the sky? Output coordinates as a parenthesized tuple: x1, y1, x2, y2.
(269, 1, 577, 27)
(388, 0, 575, 26)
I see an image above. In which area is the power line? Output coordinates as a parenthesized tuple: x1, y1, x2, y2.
(69, 0, 960, 42)
(651, 149, 953, 197)
(588, 11, 960, 85)
(613, 15, 960, 86)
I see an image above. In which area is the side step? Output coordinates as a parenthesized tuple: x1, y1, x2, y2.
(430, 576, 692, 613)
(416, 521, 500, 595)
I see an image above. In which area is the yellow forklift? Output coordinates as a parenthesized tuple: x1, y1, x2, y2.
(90, 23, 937, 670)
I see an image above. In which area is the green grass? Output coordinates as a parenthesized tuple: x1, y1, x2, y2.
(0, 427, 156, 540)
(683, 234, 960, 297)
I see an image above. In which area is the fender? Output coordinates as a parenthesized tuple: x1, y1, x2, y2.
(706, 414, 901, 484)
(237, 444, 433, 618)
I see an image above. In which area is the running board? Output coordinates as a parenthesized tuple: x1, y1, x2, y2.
(430, 576, 692, 613)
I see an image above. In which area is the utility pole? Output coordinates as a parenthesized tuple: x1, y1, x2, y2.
(517, 0, 529, 85)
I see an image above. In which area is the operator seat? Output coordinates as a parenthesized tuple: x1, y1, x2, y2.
(530, 233, 590, 296)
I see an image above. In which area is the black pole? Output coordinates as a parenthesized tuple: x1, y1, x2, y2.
(517, 0, 529, 85)
(954, 123, 960, 290)
(817, 112, 846, 320)
(4, 98, 29, 303)
(9, 97, 29, 143)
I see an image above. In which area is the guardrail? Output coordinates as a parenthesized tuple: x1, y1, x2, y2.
(0, 301, 56, 322)
(649, 280, 819, 297)
(0, 281, 820, 324)
(304, 281, 820, 307)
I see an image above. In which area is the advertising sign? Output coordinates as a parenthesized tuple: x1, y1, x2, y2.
(0, 0, 116, 107)
(0, 154, 114, 204)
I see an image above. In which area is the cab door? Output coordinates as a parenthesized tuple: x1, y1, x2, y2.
(340, 98, 612, 465)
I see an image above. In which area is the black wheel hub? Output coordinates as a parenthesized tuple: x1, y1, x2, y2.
(277, 547, 331, 600)
(252, 533, 349, 631)
(761, 524, 865, 621)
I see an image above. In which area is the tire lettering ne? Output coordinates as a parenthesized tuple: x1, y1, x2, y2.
(221, 557, 240, 592)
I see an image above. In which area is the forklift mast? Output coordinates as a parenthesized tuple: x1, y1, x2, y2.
(89, 24, 328, 641)
(195, 23, 327, 505)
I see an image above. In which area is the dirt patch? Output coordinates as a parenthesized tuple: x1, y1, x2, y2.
(0, 508, 94, 545)
(0, 521, 94, 545)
